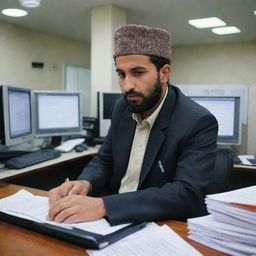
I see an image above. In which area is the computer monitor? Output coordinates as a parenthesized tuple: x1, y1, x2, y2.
(190, 96, 241, 144)
(0, 85, 33, 146)
(34, 91, 82, 145)
(97, 91, 122, 137)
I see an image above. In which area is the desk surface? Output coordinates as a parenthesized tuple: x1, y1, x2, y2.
(233, 164, 256, 171)
(0, 147, 98, 181)
(0, 182, 228, 256)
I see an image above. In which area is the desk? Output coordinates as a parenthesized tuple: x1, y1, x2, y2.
(0, 147, 98, 181)
(0, 147, 98, 190)
(233, 164, 256, 172)
(0, 182, 228, 256)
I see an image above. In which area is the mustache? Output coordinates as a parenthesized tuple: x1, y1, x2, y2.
(123, 90, 144, 98)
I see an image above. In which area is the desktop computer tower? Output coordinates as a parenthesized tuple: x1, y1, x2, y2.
(82, 117, 100, 146)
(0, 85, 5, 145)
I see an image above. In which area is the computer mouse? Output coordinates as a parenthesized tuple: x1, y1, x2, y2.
(233, 156, 242, 164)
(74, 144, 88, 152)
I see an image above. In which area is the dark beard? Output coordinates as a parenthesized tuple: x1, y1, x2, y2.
(123, 75, 162, 114)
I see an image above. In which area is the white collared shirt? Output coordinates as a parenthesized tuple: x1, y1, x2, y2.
(119, 86, 168, 193)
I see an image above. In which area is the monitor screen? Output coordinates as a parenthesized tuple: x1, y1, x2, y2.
(34, 91, 82, 137)
(190, 96, 241, 144)
(97, 91, 122, 137)
(0, 85, 33, 146)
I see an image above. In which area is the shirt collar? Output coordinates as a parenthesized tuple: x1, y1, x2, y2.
(132, 86, 168, 129)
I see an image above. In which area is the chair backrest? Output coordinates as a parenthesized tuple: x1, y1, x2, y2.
(207, 146, 234, 195)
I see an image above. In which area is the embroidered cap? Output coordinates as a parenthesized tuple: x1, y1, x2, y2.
(114, 24, 171, 60)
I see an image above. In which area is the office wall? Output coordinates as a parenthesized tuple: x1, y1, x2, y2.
(171, 41, 256, 154)
(0, 20, 90, 90)
(1, 19, 255, 154)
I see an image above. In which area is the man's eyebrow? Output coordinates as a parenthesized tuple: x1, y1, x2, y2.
(130, 66, 146, 72)
(116, 66, 146, 73)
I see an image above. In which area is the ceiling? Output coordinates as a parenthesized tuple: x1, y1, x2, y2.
(0, 0, 256, 46)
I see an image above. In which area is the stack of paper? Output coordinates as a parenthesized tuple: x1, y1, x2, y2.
(188, 185, 256, 256)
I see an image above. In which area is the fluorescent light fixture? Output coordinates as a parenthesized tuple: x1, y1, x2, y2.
(1, 8, 27, 17)
(188, 17, 226, 29)
(19, 0, 41, 8)
(254, 10, 256, 15)
(212, 26, 241, 35)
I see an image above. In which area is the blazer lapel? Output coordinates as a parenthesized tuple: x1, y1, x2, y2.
(114, 111, 136, 180)
(138, 128, 165, 187)
(138, 85, 177, 187)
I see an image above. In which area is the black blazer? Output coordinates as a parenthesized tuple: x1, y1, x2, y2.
(78, 85, 218, 225)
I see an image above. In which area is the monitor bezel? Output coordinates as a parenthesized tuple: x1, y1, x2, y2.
(190, 96, 241, 145)
(33, 90, 83, 137)
(1, 85, 34, 146)
(97, 91, 122, 138)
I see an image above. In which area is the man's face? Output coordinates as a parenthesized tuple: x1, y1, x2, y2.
(115, 55, 164, 115)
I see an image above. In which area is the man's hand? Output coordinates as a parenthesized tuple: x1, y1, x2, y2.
(47, 195, 107, 223)
(48, 180, 91, 207)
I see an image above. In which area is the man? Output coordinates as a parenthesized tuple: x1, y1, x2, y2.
(48, 24, 218, 226)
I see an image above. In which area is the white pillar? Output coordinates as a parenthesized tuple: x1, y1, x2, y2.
(90, 5, 127, 116)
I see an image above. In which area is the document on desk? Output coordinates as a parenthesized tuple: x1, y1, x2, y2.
(0, 189, 128, 235)
(87, 222, 202, 256)
(0, 189, 150, 249)
(0, 190, 202, 255)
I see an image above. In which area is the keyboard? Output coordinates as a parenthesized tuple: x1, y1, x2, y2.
(5, 149, 61, 169)
(0, 150, 31, 161)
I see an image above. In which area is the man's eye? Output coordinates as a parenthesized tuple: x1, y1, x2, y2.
(134, 71, 143, 76)
(118, 72, 125, 78)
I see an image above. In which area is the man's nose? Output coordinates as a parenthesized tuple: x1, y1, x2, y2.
(122, 76, 135, 92)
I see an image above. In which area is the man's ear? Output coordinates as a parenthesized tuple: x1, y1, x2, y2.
(160, 64, 171, 83)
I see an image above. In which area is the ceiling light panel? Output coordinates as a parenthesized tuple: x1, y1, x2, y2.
(1, 8, 28, 17)
(19, 0, 41, 8)
(188, 17, 226, 29)
(212, 26, 241, 35)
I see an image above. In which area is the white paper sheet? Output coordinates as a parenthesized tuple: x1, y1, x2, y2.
(207, 185, 256, 205)
(0, 189, 128, 235)
(87, 223, 202, 256)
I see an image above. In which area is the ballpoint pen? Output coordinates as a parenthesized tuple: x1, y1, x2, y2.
(158, 160, 165, 173)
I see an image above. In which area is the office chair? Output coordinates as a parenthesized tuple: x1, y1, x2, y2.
(206, 146, 234, 195)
